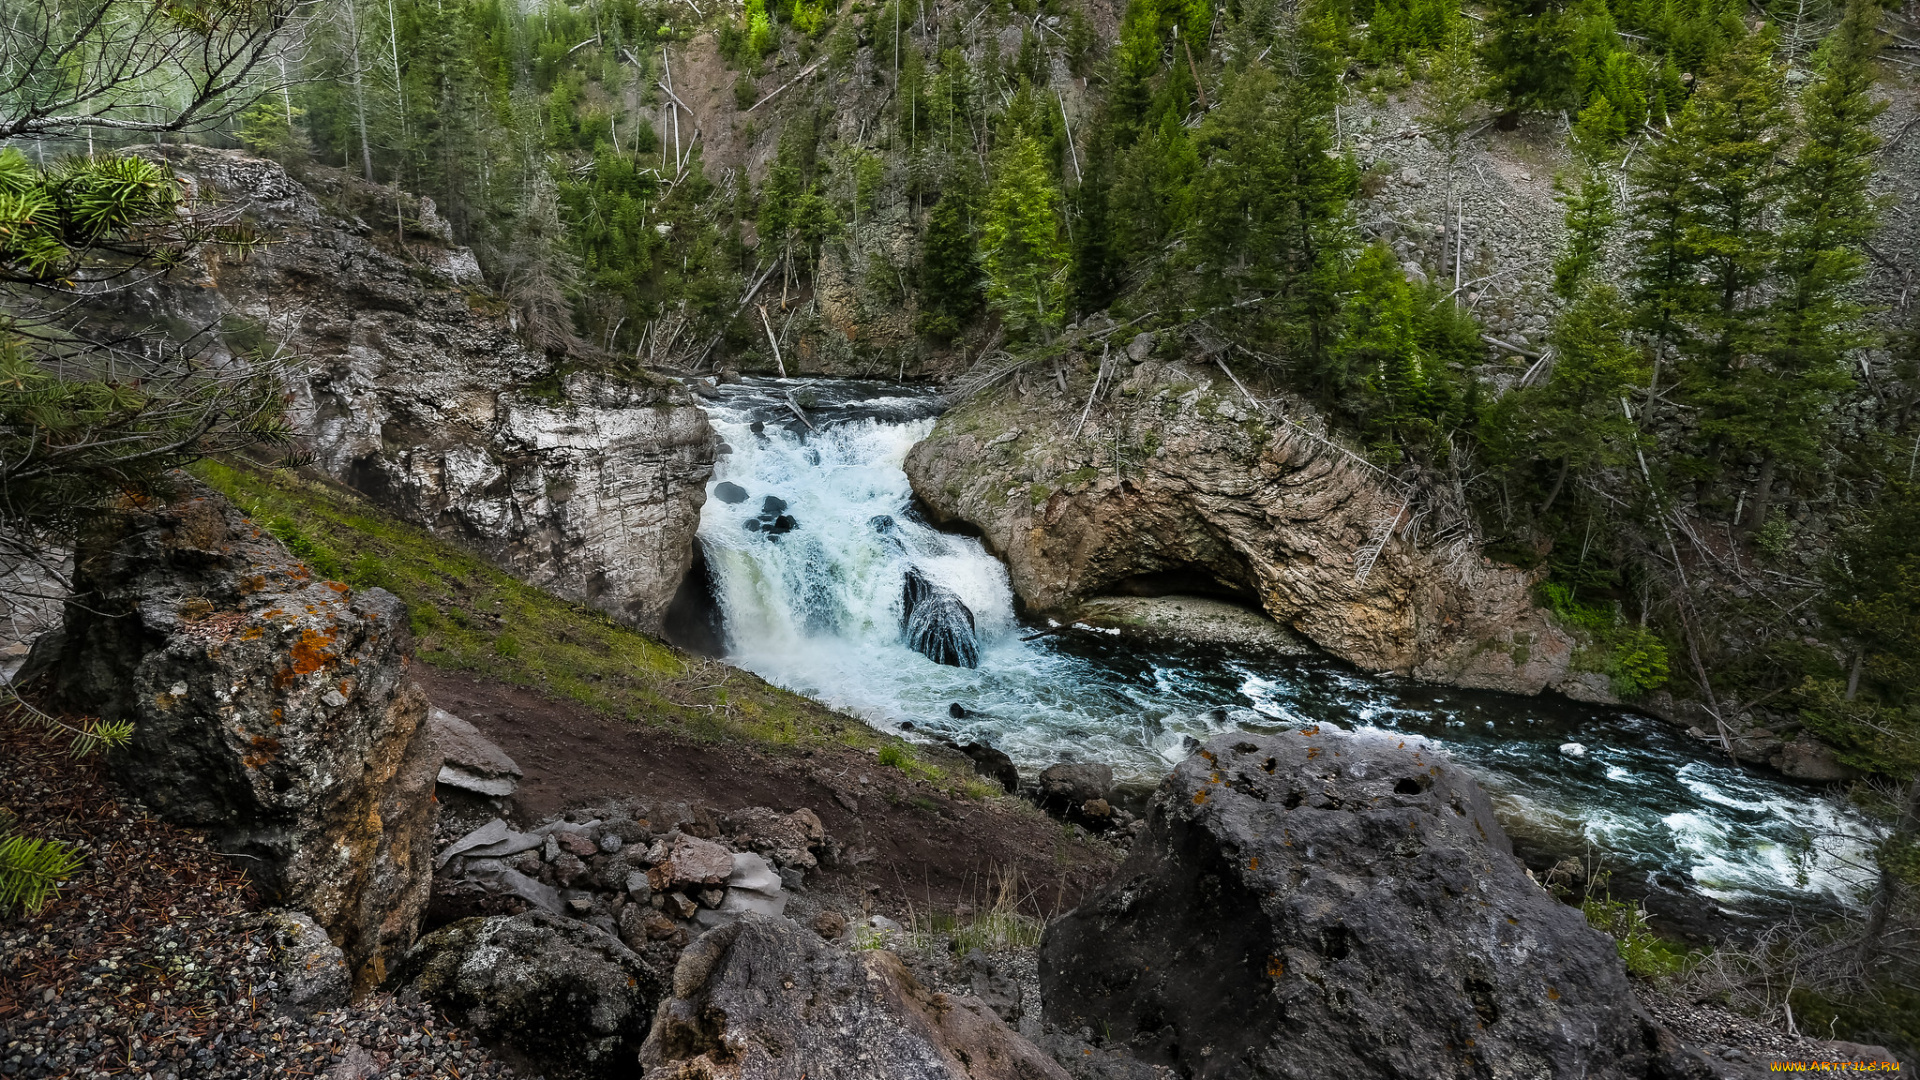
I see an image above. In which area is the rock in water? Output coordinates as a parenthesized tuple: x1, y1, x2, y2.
(402, 911, 666, 1079)
(713, 481, 749, 504)
(1039, 730, 1646, 1079)
(955, 741, 1020, 793)
(1039, 761, 1114, 808)
(640, 913, 1069, 1080)
(902, 568, 980, 668)
(50, 483, 437, 993)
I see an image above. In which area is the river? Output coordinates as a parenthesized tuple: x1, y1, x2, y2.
(693, 377, 1875, 934)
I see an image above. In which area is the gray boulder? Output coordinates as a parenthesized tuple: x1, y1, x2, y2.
(1039, 761, 1113, 807)
(50, 483, 436, 994)
(263, 909, 350, 1015)
(402, 910, 667, 1079)
(1040, 730, 1648, 1079)
(641, 913, 1069, 1080)
(1772, 737, 1860, 783)
(428, 707, 522, 796)
(954, 740, 1021, 793)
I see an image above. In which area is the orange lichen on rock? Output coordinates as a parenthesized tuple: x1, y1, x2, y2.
(242, 734, 284, 769)
(280, 627, 339, 685)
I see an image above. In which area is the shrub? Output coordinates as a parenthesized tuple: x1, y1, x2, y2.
(0, 814, 83, 915)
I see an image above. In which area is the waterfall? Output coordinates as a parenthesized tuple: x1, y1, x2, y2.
(695, 381, 1012, 691)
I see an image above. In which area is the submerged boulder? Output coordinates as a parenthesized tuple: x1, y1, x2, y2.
(640, 913, 1068, 1080)
(1040, 729, 1647, 1079)
(903, 567, 980, 668)
(50, 482, 437, 993)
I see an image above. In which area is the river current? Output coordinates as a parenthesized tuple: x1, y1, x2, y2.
(693, 377, 1875, 929)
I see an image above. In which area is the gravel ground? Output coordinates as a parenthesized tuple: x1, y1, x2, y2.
(1640, 985, 1904, 1074)
(0, 714, 520, 1080)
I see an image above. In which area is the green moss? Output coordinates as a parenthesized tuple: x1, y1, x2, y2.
(1539, 582, 1670, 697)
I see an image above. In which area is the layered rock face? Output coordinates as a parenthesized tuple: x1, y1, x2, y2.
(51, 484, 436, 990)
(136, 148, 713, 630)
(905, 355, 1578, 695)
(1040, 730, 1647, 1079)
(641, 912, 1070, 1080)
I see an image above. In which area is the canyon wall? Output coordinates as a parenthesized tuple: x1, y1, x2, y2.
(906, 349, 1597, 698)
(127, 148, 714, 631)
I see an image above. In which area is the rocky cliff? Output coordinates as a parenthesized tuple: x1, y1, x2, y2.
(126, 148, 714, 631)
(905, 349, 1588, 697)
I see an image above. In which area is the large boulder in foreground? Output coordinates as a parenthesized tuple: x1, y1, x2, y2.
(1040, 729, 1647, 1079)
(642, 912, 1069, 1080)
(402, 910, 667, 1078)
(51, 483, 437, 992)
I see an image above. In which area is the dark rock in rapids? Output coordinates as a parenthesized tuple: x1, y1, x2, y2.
(902, 568, 979, 668)
(713, 481, 749, 504)
(761, 495, 788, 516)
(1039, 729, 1648, 1080)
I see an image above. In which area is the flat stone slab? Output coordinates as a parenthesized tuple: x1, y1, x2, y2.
(1070, 595, 1316, 656)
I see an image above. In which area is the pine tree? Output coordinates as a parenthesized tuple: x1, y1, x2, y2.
(1745, 0, 1883, 529)
(981, 135, 1068, 340)
(1109, 110, 1199, 260)
(1552, 167, 1616, 301)
(1189, 58, 1353, 373)
(1481, 0, 1578, 114)
(918, 183, 985, 340)
(1070, 126, 1122, 315)
(1629, 27, 1789, 492)
(1331, 242, 1469, 461)
(1804, 479, 1920, 973)
(1523, 287, 1649, 512)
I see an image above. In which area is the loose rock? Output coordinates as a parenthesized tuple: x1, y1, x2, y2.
(640, 914, 1069, 1080)
(402, 910, 667, 1079)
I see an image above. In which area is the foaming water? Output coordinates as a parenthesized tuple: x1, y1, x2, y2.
(695, 378, 1877, 921)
